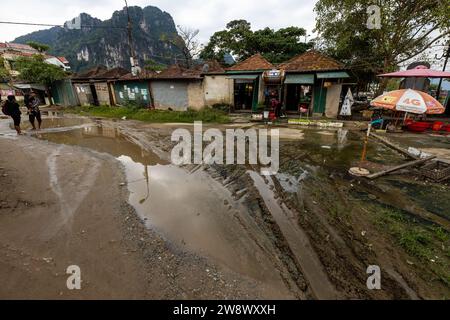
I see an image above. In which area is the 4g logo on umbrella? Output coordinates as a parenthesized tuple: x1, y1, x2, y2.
(402, 98, 422, 106)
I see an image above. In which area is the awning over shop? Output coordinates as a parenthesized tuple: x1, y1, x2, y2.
(316, 71, 350, 79)
(226, 74, 259, 80)
(0, 83, 13, 90)
(13, 83, 47, 91)
(284, 74, 315, 84)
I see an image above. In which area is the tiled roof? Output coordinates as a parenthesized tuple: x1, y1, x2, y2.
(195, 60, 225, 74)
(6, 43, 36, 51)
(0, 50, 35, 57)
(73, 66, 107, 79)
(0, 43, 39, 54)
(226, 54, 274, 72)
(96, 67, 129, 79)
(57, 57, 69, 64)
(72, 66, 129, 80)
(153, 64, 202, 79)
(118, 70, 158, 80)
(279, 50, 345, 72)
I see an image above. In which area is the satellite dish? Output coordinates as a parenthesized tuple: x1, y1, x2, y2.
(202, 64, 210, 73)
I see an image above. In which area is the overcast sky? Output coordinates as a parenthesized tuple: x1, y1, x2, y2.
(0, 0, 318, 44)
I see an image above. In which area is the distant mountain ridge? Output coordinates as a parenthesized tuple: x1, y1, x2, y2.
(13, 6, 183, 72)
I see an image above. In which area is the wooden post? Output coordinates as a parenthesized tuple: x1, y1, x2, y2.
(366, 156, 436, 179)
(359, 124, 372, 168)
(369, 132, 418, 159)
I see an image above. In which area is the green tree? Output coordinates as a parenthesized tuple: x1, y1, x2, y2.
(15, 55, 66, 86)
(26, 41, 50, 53)
(15, 55, 67, 104)
(200, 20, 311, 64)
(314, 0, 450, 93)
(0, 57, 8, 80)
(144, 59, 167, 72)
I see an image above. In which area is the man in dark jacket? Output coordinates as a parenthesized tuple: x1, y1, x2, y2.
(28, 92, 42, 130)
(3, 95, 22, 135)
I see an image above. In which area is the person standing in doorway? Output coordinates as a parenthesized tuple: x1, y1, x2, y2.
(28, 91, 42, 130)
(2, 95, 22, 135)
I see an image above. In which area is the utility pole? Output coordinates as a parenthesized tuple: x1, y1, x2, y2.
(125, 0, 140, 76)
(436, 42, 449, 100)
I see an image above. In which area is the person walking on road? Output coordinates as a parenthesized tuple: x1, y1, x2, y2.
(28, 92, 42, 130)
(1, 95, 22, 135)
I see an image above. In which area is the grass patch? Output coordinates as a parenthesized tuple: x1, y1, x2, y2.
(375, 207, 437, 260)
(67, 105, 231, 124)
(370, 205, 450, 287)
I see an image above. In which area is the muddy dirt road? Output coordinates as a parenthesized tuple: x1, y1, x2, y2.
(0, 116, 449, 299)
(0, 125, 291, 299)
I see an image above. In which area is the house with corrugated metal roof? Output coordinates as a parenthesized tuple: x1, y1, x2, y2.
(279, 50, 350, 118)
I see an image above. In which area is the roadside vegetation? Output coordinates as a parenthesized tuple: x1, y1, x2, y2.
(67, 104, 231, 124)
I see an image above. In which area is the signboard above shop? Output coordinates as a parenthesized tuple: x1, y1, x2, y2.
(263, 69, 285, 84)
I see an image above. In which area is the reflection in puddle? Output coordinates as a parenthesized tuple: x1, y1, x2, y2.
(119, 156, 287, 287)
(34, 122, 290, 290)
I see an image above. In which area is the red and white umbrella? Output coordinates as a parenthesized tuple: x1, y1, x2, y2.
(370, 89, 445, 114)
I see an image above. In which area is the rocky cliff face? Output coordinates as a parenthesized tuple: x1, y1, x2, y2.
(14, 6, 183, 72)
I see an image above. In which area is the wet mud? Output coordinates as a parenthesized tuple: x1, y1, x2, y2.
(27, 116, 450, 299)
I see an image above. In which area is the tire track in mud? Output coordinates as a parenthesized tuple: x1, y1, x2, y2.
(87, 122, 304, 297)
(206, 165, 311, 299)
(111, 122, 338, 298)
(247, 171, 338, 299)
(46, 144, 101, 234)
(108, 124, 309, 298)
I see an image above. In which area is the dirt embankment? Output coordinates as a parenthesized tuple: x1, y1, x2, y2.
(0, 134, 291, 299)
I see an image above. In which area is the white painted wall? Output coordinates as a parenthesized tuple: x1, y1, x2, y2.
(203, 75, 233, 106)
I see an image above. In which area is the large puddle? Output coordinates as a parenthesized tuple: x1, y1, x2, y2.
(32, 119, 291, 293)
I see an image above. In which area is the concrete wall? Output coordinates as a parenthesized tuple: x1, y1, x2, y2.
(152, 81, 189, 111)
(203, 75, 232, 106)
(94, 82, 111, 106)
(325, 83, 342, 118)
(187, 81, 205, 110)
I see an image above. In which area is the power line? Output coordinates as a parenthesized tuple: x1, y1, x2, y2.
(0, 21, 187, 61)
(0, 21, 126, 30)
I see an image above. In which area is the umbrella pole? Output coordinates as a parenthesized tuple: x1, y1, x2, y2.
(394, 111, 399, 128)
(403, 112, 408, 125)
